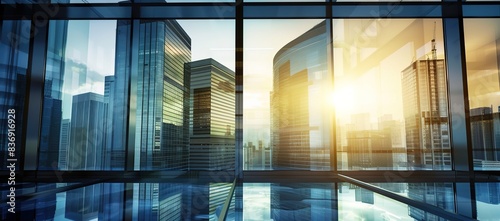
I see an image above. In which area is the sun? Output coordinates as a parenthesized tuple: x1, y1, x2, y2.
(329, 85, 358, 116)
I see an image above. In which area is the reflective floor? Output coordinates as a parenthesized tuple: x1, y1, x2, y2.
(3, 179, 499, 220)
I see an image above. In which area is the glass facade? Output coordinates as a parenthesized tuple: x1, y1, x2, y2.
(0, 0, 499, 220)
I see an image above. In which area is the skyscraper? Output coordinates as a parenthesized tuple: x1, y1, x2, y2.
(188, 58, 235, 170)
(270, 20, 331, 170)
(68, 92, 105, 170)
(103, 75, 120, 170)
(346, 130, 393, 170)
(59, 119, 71, 170)
(401, 59, 451, 169)
(113, 18, 192, 221)
(470, 107, 500, 163)
(132, 19, 191, 170)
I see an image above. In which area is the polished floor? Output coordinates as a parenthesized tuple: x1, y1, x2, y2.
(2, 175, 498, 221)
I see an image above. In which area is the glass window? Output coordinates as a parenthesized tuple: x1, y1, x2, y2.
(39, 20, 118, 170)
(464, 18, 500, 171)
(333, 19, 450, 171)
(39, 19, 235, 171)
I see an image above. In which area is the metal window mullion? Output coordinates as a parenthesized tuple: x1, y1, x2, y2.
(23, 18, 49, 171)
(443, 14, 476, 218)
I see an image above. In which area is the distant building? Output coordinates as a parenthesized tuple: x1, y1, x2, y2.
(188, 58, 235, 170)
(401, 59, 451, 169)
(59, 119, 71, 170)
(470, 107, 500, 161)
(408, 183, 454, 221)
(68, 92, 105, 170)
(346, 130, 393, 169)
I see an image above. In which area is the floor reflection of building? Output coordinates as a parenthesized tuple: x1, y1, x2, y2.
(271, 184, 333, 220)
(183, 183, 232, 221)
(476, 183, 500, 204)
(65, 185, 101, 221)
(271, 20, 331, 170)
(401, 59, 451, 169)
(188, 58, 235, 170)
(98, 183, 124, 220)
(408, 183, 454, 221)
(470, 107, 500, 168)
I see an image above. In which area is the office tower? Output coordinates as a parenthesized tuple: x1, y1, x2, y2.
(113, 17, 191, 220)
(103, 76, 121, 170)
(470, 107, 500, 168)
(68, 92, 105, 170)
(59, 119, 71, 170)
(66, 93, 105, 221)
(111, 19, 131, 171)
(270, 20, 331, 170)
(401, 59, 450, 169)
(379, 115, 406, 168)
(346, 130, 393, 169)
(188, 58, 235, 170)
(130, 19, 191, 170)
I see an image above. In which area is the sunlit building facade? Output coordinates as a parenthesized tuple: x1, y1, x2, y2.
(133, 19, 191, 170)
(188, 58, 235, 170)
(271, 20, 331, 170)
(402, 59, 451, 169)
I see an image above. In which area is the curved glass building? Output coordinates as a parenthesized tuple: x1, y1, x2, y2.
(271, 20, 332, 170)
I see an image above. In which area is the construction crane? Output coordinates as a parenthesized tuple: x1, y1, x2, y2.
(431, 21, 437, 60)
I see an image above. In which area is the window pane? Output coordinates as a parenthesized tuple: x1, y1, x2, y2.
(40, 20, 118, 170)
(334, 19, 450, 170)
(132, 19, 235, 170)
(244, 19, 332, 170)
(464, 18, 500, 171)
(0, 20, 30, 170)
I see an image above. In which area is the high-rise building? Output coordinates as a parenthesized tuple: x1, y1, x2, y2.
(188, 58, 235, 170)
(346, 130, 393, 170)
(270, 20, 331, 170)
(103, 75, 121, 170)
(130, 19, 191, 170)
(470, 107, 500, 164)
(68, 92, 105, 170)
(59, 119, 71, 170)
(401, 59, 451, 169)
(112, 17, 192, 221)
